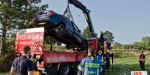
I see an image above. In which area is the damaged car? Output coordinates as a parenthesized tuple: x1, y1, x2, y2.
(33, 10, 88, 51)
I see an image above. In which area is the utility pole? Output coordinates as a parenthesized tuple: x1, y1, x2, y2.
(78, 14, 84, 33)
(126, 31, 130, 50)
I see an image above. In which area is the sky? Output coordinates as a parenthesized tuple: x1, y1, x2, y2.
(39, 0, 150, 44)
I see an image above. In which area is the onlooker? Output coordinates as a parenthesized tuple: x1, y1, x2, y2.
(139, 51, 146, 71)
(10, 46, 33, 75)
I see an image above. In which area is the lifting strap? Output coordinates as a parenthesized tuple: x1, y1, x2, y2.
(63, 2, 74, 22)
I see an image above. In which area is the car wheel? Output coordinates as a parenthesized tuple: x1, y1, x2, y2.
(81, 40, 88, 51)
(57, 23, 66, 35)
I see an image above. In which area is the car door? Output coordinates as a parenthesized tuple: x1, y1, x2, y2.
(72, 22, 83, 43)
(62, 16, 74, 34)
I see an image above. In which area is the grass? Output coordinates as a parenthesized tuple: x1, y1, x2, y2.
(106, 55, 150, 75)
(1, 55, 150, 75)
(0, 72, 9, 75)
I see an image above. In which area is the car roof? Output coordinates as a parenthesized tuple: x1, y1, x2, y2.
(43, 10, 55, 13)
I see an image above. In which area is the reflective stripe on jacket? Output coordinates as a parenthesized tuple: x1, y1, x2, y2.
(81, 56, 102, 75)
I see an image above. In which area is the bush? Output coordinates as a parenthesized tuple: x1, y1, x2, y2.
(146, 47, 150, 50)
(113, 50, 137, 58)
(113, 51, 124, 58)
(44, 44, 66, 51)
(0, 38, 15, 72)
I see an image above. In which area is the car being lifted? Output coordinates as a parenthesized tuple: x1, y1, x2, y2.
(34, 10, 88, 51)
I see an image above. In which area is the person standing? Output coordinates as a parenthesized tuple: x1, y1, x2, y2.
(77, 47, 102, 75)
(10, 46, 33, 75)
(139, 51, 146, 71)
(106, 50, 111, 72)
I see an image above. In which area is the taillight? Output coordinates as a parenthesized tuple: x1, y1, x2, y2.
(47, 12, 55, 15)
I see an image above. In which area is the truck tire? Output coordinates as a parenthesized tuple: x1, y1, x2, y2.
(58, 63, 71, 75)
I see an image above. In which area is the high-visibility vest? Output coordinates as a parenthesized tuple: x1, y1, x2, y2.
(96, 54, 103, 71)
(96, 54, 103, 62)
(81, 57, 102, 75)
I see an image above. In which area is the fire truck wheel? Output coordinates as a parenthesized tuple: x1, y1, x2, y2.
(58, 63, 71, 75)
(73, 62, 80, 75)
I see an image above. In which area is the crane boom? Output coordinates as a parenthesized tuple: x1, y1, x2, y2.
(68, 0, 97, 38)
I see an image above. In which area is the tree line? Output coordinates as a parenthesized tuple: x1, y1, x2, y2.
(113, 36, 150, 50)
(83, 26, 150, 50)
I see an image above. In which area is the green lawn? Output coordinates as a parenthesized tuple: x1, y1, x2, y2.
(1, 55, 150, 75)
(0, 72, 9, 75)
(106, 55, 150, 75)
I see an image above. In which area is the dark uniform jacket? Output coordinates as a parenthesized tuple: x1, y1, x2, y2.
(12, 56, 33, 75)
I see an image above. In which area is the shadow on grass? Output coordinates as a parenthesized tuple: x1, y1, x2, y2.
(106, 64, 150, 75)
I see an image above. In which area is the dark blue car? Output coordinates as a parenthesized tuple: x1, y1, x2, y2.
(35, 10, 88, 50)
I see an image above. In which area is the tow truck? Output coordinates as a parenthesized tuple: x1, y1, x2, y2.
(14, 0, 108, 75)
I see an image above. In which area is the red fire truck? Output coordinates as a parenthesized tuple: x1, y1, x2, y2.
(14, 0, 108, 75)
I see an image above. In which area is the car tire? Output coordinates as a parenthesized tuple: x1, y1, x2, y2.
(81, 40, 88, 52)
(57, 23, 66, 35)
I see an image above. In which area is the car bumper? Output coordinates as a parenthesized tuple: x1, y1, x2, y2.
(36, 17, 50, 25)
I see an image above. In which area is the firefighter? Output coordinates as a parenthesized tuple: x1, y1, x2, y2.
(139, 51, 146, 71)
(97, 50, 104, 74)
(99, 31, 105, 55)
(106, 50, 111, 72)
(77, 47, 102, 75)
(98, 31, 106, 74)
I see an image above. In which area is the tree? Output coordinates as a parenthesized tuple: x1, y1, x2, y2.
(103, 30, 114, 42)
(0, 0, 48, 56)
(141, 36, 150, 50)
(44, 36, 57, 45)
(142, 36, 150, 43)
(83, 26, 90, 38)
(113, 42, 122, 49)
